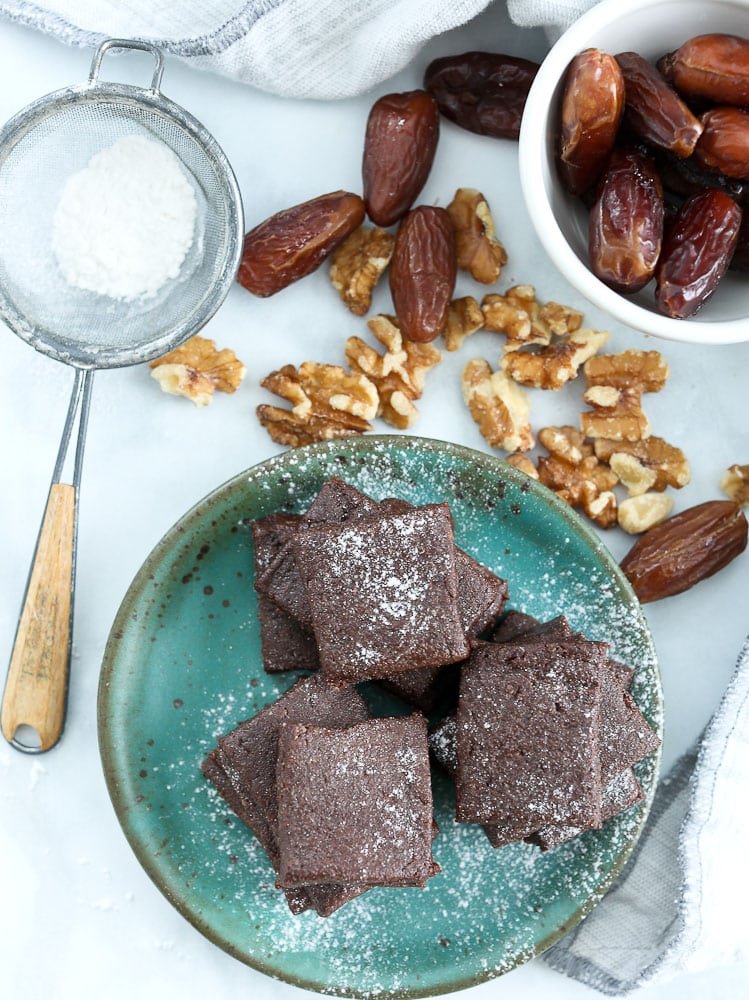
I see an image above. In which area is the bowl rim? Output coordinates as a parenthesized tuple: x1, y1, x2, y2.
(518, 0, 749, 346)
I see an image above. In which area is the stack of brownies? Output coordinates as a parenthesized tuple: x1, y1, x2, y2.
(202, 477, 659, 916)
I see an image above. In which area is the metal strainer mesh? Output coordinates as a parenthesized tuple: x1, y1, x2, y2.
(0, 46, 242, 368)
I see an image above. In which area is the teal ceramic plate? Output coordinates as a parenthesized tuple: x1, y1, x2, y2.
(98, 436, 662, 997)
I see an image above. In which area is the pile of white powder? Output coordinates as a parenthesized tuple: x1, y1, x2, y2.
(52, 133, 197, 301)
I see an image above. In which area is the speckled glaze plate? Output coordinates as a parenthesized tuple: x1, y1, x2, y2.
(98, 436, 662, 997)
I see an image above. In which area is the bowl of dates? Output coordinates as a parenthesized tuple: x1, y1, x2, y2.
(519, 0, 749, 344)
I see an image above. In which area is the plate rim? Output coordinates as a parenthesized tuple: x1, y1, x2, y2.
(97, 434, 663, 997)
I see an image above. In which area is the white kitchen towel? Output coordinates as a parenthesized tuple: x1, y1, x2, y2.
(544, 636, 749, 992)
(0, 0, 604, 99)
(0, 0, 498, 99)
(507, 0, 598, 34)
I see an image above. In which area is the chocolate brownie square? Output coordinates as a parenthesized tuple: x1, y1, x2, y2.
(257, 595, 319, 674)
(456, 639, 606, 840)
(377, 663, 460, 713)
(599, 666, 660, 783)
(376, 494, 508, 639)
(491, 612, 655, 782)
(254, 480, 383, 627)
(530, 768, 644, 851)
(252, 513, 319, 672)
(255, 480, 508, 658)
(201, 674, 370, 916)
(490, 610, 541, 643)
(454, 550, 509, 639)
(252, 512, 301, 571)
(435, 617, 657, 850)
(304, 476, 384, 524)
(276, 714, 440, 888)
(529, 655, 656, 851)
(492, 612, 575, 644)
(429, 707, 643, 852)
(293, 503, 469, 684)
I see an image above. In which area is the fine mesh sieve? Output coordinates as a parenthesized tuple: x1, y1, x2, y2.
(0, 39, 244, 752)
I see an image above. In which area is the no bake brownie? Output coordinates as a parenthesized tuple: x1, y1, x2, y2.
(201, 674, 370, 916)
(456, 638, 607, 840)
(276, 714, 441, 888)
(292, 503, 470, 684)
(254, 479, 508, 687)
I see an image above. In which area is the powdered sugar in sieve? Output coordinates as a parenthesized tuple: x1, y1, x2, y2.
(52, 134, 197, 301)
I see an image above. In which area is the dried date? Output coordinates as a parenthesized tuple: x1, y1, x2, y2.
(655, 188, 742, 319)
(424, 51, 539, 141)
(616, 51, 702, 158)
(693, 106, 749, 180)
(659, 33, 749, 107)
(589, 148, 664, 293)
(730, 209, 749, 271)
(646, 144, 749, 206)
(238, 191, 365, 297)
(389, 206, 456, 343)
(362, 90, 439, 228)
(558, 48, 624, 195)
(621, 500, 748, 603)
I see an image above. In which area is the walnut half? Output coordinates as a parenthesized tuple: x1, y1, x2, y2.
(257, 362, 378, 447)
(149, 335, 246, 407)
(329, 225, 394, 316)
(462, 358, 534, 453)
(447, 188, 507, 284)
(346, 314, 441, 430)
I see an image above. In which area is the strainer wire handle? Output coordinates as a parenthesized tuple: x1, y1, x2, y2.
(88, 38, 165, 92)
(0, 369, 92, 753)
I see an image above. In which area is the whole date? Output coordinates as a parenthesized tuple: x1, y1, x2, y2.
(589, 148, 664, 294)
(424, 51, 539, 141)
(389, 206, 456, 343)
(558, 48, 624, 195)
(362, 90, 440, 227)
(238, 191, 365, 298)
(655, 188, 742, 318)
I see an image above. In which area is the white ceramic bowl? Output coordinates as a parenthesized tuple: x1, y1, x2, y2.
(518, 0, 749, 345)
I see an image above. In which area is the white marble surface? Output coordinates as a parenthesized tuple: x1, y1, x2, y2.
(1, 6, 748, 998)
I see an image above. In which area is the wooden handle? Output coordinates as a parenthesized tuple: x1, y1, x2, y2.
(1, 483, 76, 751)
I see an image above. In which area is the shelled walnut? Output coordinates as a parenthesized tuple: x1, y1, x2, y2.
(505, 453, 540, 479)
(149, 335, 245, 407)
(720, 465, 749, 507)
(446, 188, 507, 284)
(535, 425, 619, 528)
(329, 225, 394, 315)
(257, 362, 378, 446)
(618, 493, 674, 534)
(481, 285, 583, 352)
(346, 314, 441, 429)
(581, 349, 669, 442)
(584, 349, 669, 391)
(482, 286, 547, 349)
(582, 385, 650, 442)
(594, 437, 691, 492)
(443, 296, 484, 351)
(503, 328, 609, 390)
(462, 358, 533, 453)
